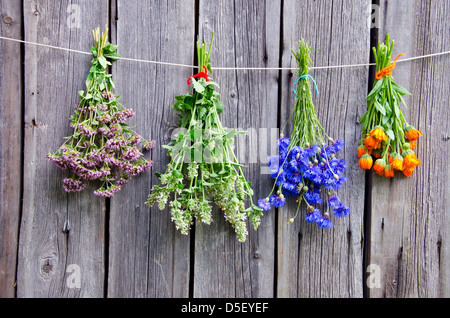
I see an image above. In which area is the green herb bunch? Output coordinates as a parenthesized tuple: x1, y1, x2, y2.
(146, 35, 263, 242)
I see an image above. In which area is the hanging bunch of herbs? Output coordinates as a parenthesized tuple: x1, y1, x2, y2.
(47, 27, 154, 197)
(358, 34, 422, 178)
(146, 35, 263, 242)
(258, 39, 350, 229)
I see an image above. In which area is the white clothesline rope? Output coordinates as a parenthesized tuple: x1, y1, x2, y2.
(1, 35, 449, 71)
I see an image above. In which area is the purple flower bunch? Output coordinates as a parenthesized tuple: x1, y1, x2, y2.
(47, 27, 154, 197)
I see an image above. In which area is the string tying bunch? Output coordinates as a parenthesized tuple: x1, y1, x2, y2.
(375, 53, 404, 80)
(187, 65, 210, 85)
(293, 74, 319, 98)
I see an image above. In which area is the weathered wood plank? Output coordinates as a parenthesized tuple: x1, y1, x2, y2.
(194, 0, 280, 298)
(278, 0, 370, 298)
(17, 0, 108, 297)
(0, 0, 23, 298)
(368, 0, 450, 298)
(107, 0, 195, 298)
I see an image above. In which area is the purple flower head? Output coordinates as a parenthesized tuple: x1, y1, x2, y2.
(144, 140, 156, 151)
(63, 178, 86, 193)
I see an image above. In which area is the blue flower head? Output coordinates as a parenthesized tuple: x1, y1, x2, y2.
(305, 209, 321, 223)
(304, 188, 323, 205)
(257, 199, 272, 211)
(333, 204, 350, 218)
(278, 137, 290, 154)
(269, 194, 286, 208)
(317, 215, 333, 229)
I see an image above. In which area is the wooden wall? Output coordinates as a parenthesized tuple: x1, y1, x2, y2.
(0, 0, 448, 298)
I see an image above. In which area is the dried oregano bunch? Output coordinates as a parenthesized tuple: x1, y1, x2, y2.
(146, 35, 263, 242)
(47, 27, 154, 197)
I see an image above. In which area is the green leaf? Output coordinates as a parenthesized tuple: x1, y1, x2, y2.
(104, 52, 121, 61)
(383, 100, 392, 114)
(86, 73, 94, 91)
(374, 99, 386, 116)
(103, 43, 118, 54)
(226, 129, 246, 139)
(394, 101, 401, 120)
(98, 56, 109, 69)
(199, 107, 208, 119)
(78, 90, 85, 98)
(386, 129, 395, 141)
(162, 145, 173, 150)
(215, 100, 224, 114)
(366, 78, 384, 101)
(90, 46, 98, 57)
(192, 79, 205, 93)
(391, 81, 412, 96)
(173, 170, 184, 179)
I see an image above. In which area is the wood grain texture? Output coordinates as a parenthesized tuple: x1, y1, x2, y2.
(0, 0, 448, 299)
(107, 0, 195, 298)
(0, 0, 23, 298)
(277, 0, 370, 298)
(194, 0, 280, 298)
(368, 0, 450, 298)
(17, 0, 108, 297)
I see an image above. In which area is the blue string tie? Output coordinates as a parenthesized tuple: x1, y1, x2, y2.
(293, 74, 319, 98)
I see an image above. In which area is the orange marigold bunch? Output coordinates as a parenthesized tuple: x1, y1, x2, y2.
(358, 35, 422, 178)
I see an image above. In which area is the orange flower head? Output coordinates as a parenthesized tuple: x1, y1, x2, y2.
(372, 149, 382, 159)
(390, 153, 404, 171)
(405, 126, 423, 141)
(373, 159, 386, 176)
(357, 145, 367, 158)
(359, 154, 373, 170)
(370, 126, 388, 142)
(403, 167, 415, 178)
(384, 164, 395, 178)
(403, 150, 421, 169)
(364, 135, 381, 150)
(409, 141, 417, 150)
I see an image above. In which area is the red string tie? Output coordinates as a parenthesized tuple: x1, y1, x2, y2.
(187, 66, 210, 85)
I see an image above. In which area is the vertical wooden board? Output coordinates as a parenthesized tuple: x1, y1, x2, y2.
(278, 0, 370, 297)
(195, 0, 280, 298)
(17, 0, 108, 297)
(107, 0, 195, 298)
(369, 0, 450, 298)
(0, 0, 23, 298)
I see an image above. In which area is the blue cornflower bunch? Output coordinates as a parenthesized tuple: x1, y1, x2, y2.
(258, 40, 350, 229)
